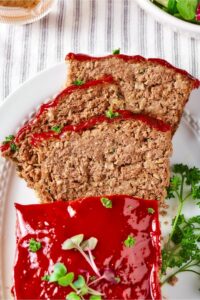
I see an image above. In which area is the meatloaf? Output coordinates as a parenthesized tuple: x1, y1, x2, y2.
(2, 111, 172, 203)
(66, 53, 200, 133)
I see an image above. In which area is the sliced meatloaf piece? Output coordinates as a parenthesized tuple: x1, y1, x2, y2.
(1, 76, 124, 159)
(66, 53, 200, 133)
(2, 111, 172, 203)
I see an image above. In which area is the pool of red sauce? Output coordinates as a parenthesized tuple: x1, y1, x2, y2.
(0, 76, 115, 152)
(31, 110, 171, 146)
(66, 53, 200, 89)
(13, 195, 161, 300)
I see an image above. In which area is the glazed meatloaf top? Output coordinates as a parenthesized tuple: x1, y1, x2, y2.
(2, 111, 172, 203)
(13, 195, 161, 300)
(66, 53, 200, 133)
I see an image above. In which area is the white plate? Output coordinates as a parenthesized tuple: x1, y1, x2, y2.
(135, 0, 200, 39)
(0, 62, 200, 300)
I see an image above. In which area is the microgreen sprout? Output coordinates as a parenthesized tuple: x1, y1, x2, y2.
(62, 234, 100, 277)
(42, 262, 103, 300)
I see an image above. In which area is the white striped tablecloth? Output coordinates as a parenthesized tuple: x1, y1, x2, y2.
(0, 0, 200, 104)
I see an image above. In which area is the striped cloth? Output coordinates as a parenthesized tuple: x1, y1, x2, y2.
(0, 0, 200, 104)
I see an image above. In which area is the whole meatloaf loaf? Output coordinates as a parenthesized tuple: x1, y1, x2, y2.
(66, 53, 200, 133)
(2, 110, 172, 203)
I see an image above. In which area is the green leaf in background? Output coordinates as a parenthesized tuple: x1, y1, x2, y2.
(176, 0, 198, 20)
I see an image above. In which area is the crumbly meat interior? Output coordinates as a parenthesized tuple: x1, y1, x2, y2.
(8, 119, 172, 203)
(67, 57, 195, 132)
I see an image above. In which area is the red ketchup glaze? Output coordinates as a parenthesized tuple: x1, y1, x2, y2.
(66, 52, 200, 89)
(31, 110, 171, 146)
(0, 143, 10, 152)
(0, 76, 115, 152)
(13, 195, 162, 300)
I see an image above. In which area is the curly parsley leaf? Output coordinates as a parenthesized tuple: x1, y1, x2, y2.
(161, 164, 200, 285)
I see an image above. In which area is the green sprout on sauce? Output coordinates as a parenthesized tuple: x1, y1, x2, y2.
(112, 48, 120, 55)
(29, 238, 42, 252)
(73, 79, 84, 86)
(105, 109, 119, 119)
(148, 207, 155, 214)
(51, 125, 62, 133)
(100, 197, 112, 208)
(124, 235, 136, 248)
(42, 262, 103, 300)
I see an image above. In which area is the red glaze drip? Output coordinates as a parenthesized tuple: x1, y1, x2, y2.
(13, 195, 162, 300)
(30, 110, 171, 146)
(0, 143, 10, 152)
(66, 52, 200, 89)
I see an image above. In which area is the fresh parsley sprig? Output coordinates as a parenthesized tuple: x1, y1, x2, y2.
(161, 164, 200, 285)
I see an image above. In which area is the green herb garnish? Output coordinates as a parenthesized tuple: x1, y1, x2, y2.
(124, 235, 136, 248)
(161, 164, 200, 285)
(100, 197, 112, 208)
(29, 238, 42, 252)
(3, 135, 15, 144)
(105, 109, 119, 119)
(148, 207, 155, 214)
(51, 125, 62, 133)
(112, 48, 120, 54)
(43, 262, 103, 299)
(73, 80, 84, 86)
(10, 143, 18, 152)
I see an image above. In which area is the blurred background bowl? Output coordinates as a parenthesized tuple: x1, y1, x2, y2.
(135, 0, 200, 38)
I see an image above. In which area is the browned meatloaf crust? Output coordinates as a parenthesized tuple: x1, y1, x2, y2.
(1, 111, 172, 203)
(66, 53, 200, 133)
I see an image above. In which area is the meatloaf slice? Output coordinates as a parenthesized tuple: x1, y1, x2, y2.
(1, 76, 124, 161)
(2, 111, 172, 203)
(66, 53, 200, 133)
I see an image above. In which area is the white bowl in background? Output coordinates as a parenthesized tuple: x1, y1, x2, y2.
(135, 0, 200, 38)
